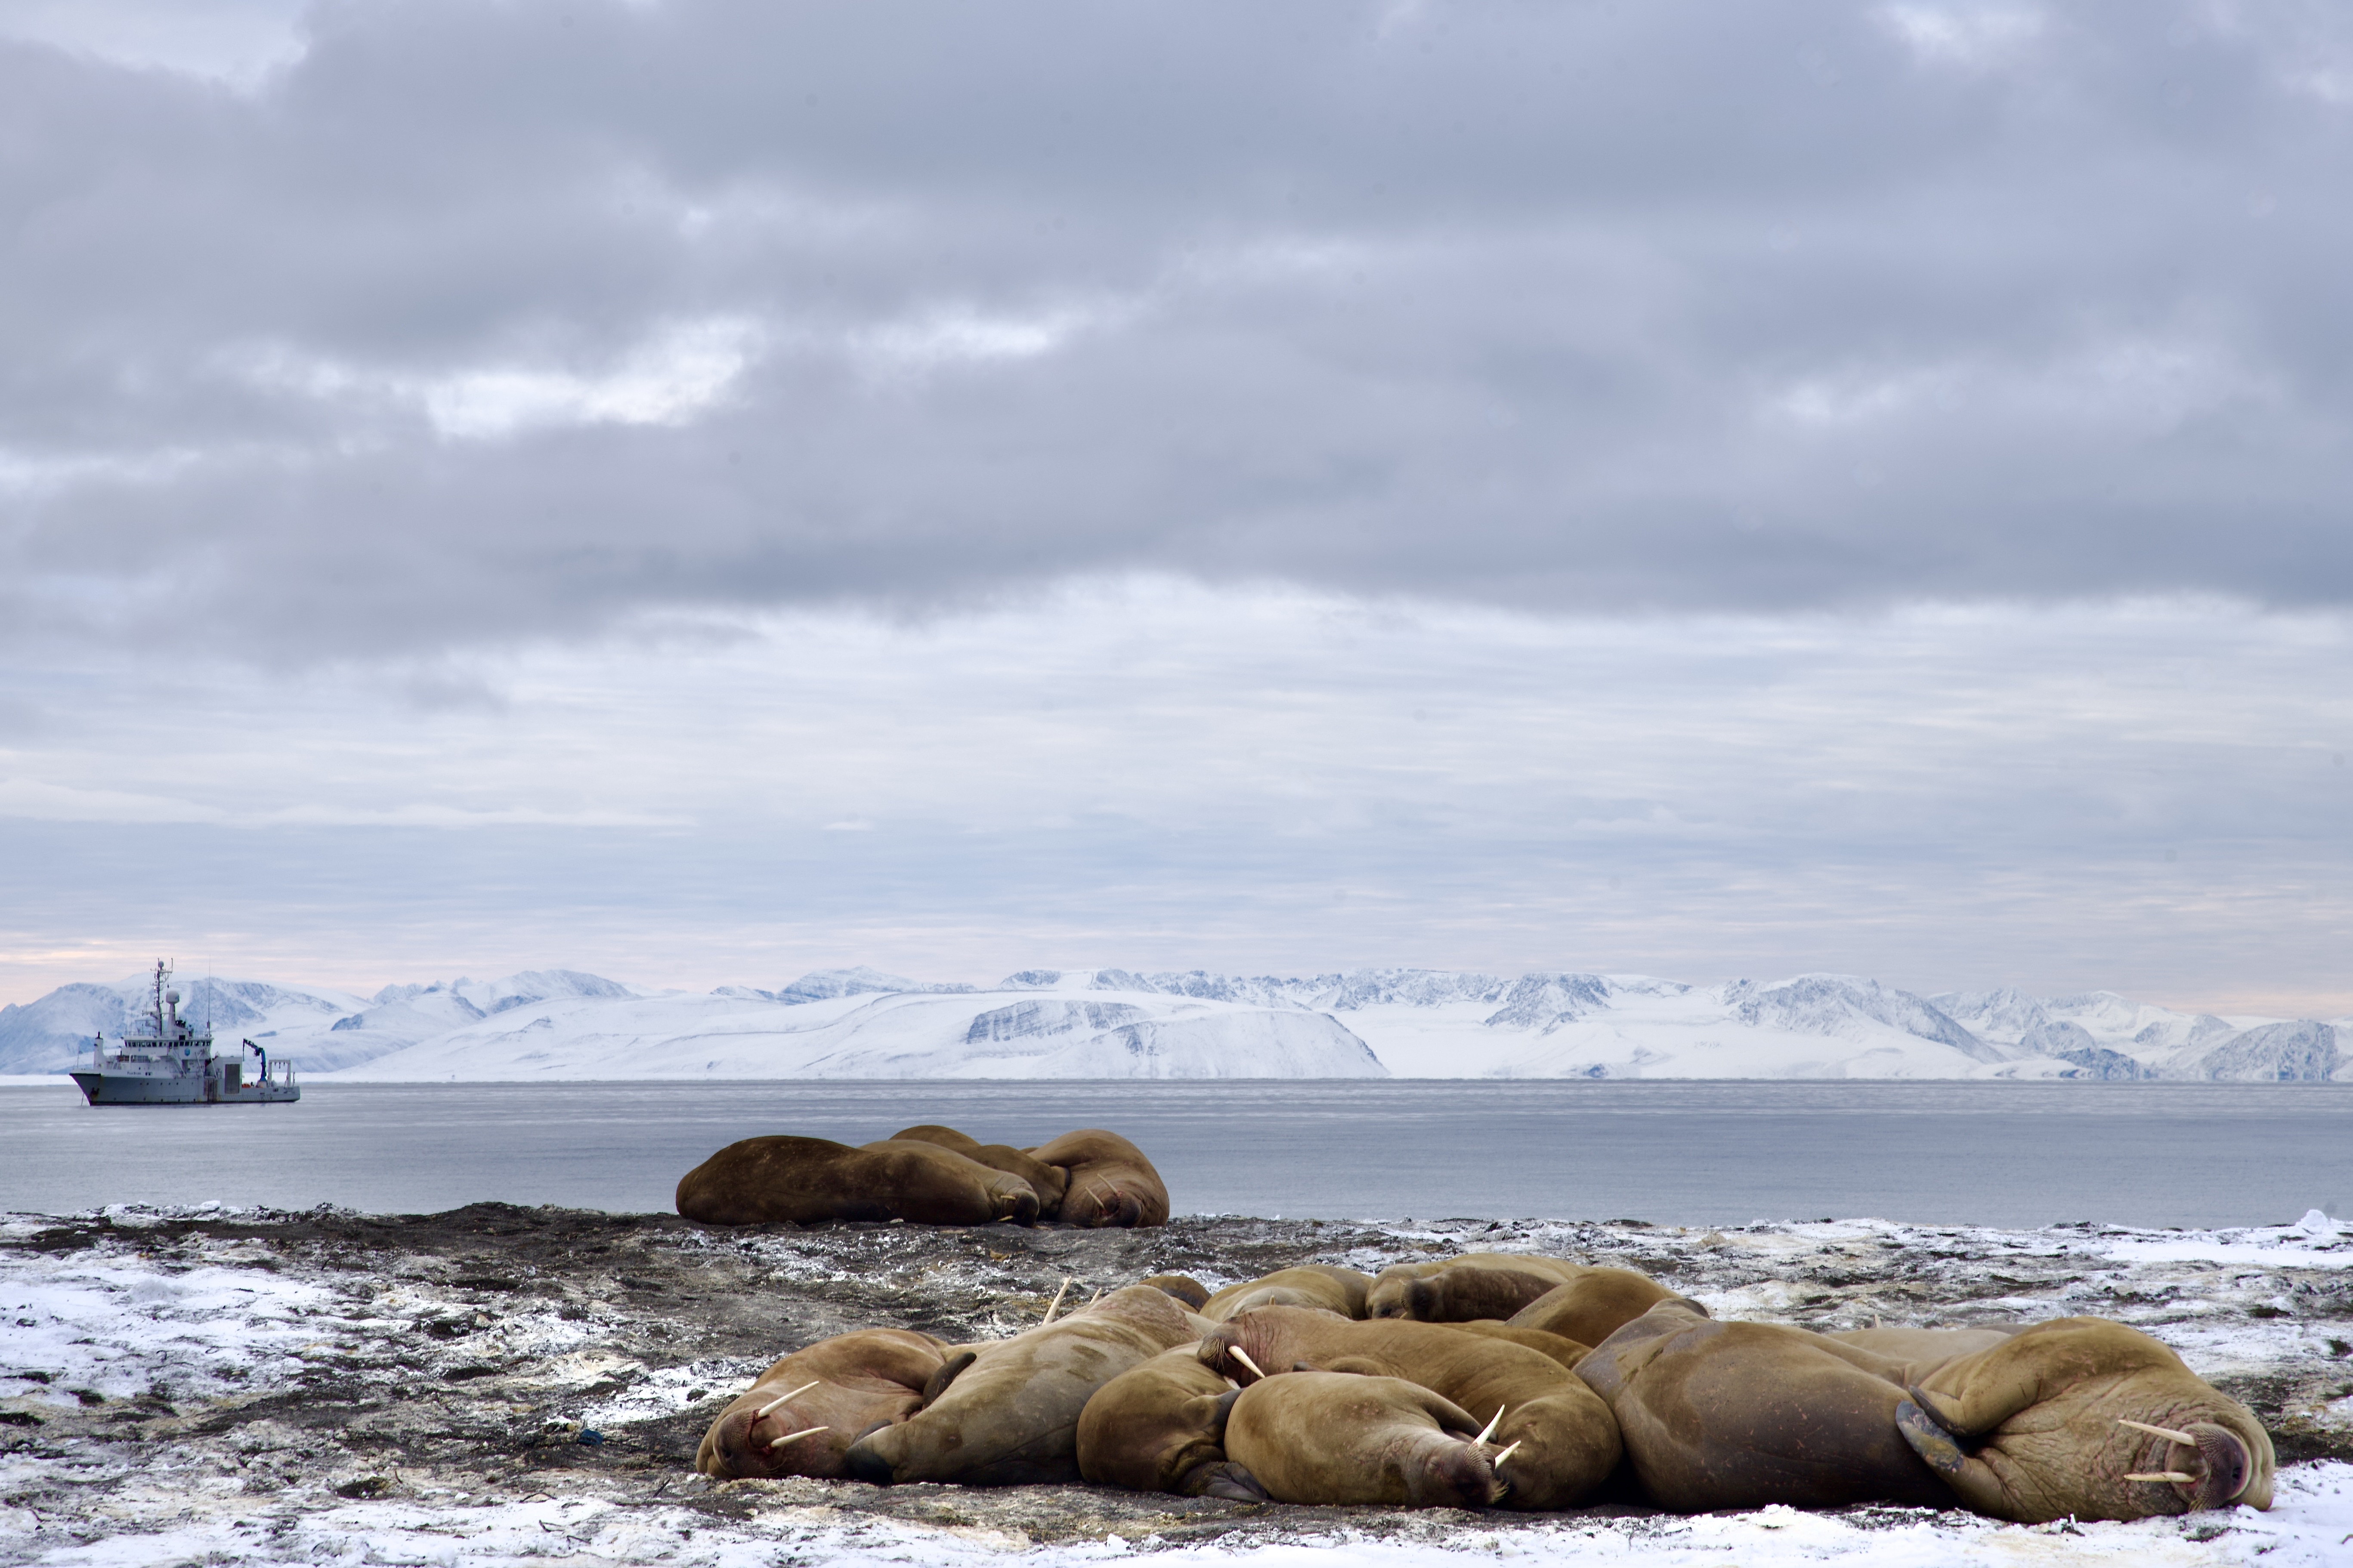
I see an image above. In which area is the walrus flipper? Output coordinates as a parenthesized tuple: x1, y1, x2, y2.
(921, 1350, 977, 1407)
(1188, 1460, 1270, 1503)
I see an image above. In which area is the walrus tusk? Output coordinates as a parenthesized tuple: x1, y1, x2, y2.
(2125, 1471, 2195, 1483)
(1230, 1346, 1268, 1381)
(1474, 1405, 1506, 1446)
(766, 1425, 828, 1450)
(1491, 1441, 1521, 1467)
(754, 1380, 822, 1420)
(2117, 1418, 2199, 1446)
(1042, 1278, 1072, 1324)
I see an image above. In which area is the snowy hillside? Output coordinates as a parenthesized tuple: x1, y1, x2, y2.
(6, 963, 2345, 1082)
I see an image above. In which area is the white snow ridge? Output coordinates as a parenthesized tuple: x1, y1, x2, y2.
(2, 964, 2346, 1083)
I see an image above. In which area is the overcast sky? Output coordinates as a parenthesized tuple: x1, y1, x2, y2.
(3, 1, 2349, 1013)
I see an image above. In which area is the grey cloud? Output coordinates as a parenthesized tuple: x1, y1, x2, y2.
(4, 0, 2352, 661)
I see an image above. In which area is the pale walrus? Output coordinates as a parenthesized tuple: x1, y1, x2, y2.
(889, 1124, 1072, 1216)
(1223, 1370, 1506, 1508)
(1364, 1253, 1586, 1319)
(696, 1328, 952, 1479)
(1200, 1305, 1621, 1509)
(674, 1135, 1042, 1226)
(1575, 1300, 1979, 1511)
(1074, 1346, 1268, 1500)
(1026, 1129, 1170, 1228)
(1895, 1316, 2276, 1522)
(1200, 1265, 1373, 1322)
(845, 1284, 1205, 1485)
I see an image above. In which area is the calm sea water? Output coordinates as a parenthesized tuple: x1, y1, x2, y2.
(1, 1080, 2346, 1229)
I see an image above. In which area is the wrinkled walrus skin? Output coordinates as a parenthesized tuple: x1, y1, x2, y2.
(846, 1285, 1206, 1485)
(1075, 1346, 1268, 1500)
(696, 1328, 951, 1480)
(674, 1136, 1041, 1226)
(1200, 1306, 1621, 1510)
(1223, 1371, 1504, 1509)
(1364, 1253, 1585, 1319)
(1025, 1129, 1170, 1228)
(1576, 1301, 1954, 1511)
(1895, 1317, 2275, 1522)
(1200, 1266, 1372, 1322)
(889, 1124, 1071, 1216)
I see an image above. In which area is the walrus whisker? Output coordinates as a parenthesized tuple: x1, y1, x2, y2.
(1473, 1405, 1506, 1446)
(2124, 1471, 2195, 1483)
(2116, 1418, 2198, 1446)
(1042, 1278, 1072, 1324)
(1229, 1347, 1268, 1381)
(1491, 1441, 1521, 1467)
(754, 1380, 823, 1420)
(766, 1426, 828, 1450)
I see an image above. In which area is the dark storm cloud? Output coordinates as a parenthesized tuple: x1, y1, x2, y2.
(4, 0, 2350, 658)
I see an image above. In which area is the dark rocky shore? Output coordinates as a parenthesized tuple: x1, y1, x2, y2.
(3, 1203, 2350, 1558)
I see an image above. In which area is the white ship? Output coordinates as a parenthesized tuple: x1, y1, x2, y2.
(71, 961, 300, 1107)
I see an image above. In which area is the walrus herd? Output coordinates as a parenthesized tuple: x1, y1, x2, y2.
(675, 1125, 1168, 1228)
(678, 1127, 2273, 1523)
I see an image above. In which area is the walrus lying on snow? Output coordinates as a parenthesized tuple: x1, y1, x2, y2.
(1224, 1371, 1511, 1509)
(696, 1328, 954, 1480)
(1199, 1305, 1622, 1509)
(675, 1136, 1043, 1226)
(1895, 1316, 2275, 1522)
(1579, 1302, 2274, 1520)
(1075, 1346, 1267, 1500)
(846, 1284, 1206, 1485)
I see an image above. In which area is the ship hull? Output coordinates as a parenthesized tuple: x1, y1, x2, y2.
(69, 1071, 300, 1106)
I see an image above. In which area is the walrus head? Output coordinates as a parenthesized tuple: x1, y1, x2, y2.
(1062, 1179, 1146, 1228)
(2117, 1418, 2261, 1512)
(698, 1380, 835, 1479)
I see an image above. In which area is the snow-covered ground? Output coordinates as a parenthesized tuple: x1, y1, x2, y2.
(3, 1204, 2351, 1567)
(3, 965, 2346, 1083)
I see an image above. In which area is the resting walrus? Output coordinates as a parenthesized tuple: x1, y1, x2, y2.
(1199, 1306, 1621, 1509)
(1364, 1253, 1585, 1319)
(1575, 1300, 1956, 1511)
(1075, 1346, 1268, 1500)
(1503, 1269, 1688, 1346)
(696, 1328, 952, 1479)
(846, 1284, 1205, 1485)
(1223, 1371, 1506, 1509)
(890, 1124, 1072, 1216)
(674, 1135, 1042, 1226)
(1895, 1316, 2276, 1522)
(1027, 1129, 1169, 1228)
(1200, 1266, 1372, 1322)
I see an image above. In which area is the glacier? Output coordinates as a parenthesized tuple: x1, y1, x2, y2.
(1, 963, 2344, 1083)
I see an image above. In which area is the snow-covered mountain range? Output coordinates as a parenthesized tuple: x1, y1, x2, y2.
(1, 965, 2344, 1083)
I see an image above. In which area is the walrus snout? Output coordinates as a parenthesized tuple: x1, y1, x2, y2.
(993, 1184, 1041, 1226)
(2121, 1420, 2258, 1510)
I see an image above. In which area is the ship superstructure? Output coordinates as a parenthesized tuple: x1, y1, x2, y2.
(71, 961, 300, 1106)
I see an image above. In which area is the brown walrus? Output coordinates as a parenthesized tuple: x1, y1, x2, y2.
(674, 1135, 1042, 1226)
(1140, 1275, 1213, 1311)
(845, 1284, 1205, 1485)
(1026, 1129, 1169, 1228)
(1199, 1306, 1621, 1509)
(1575, 1300, 1955, 1511)
(1074, 1346, 1268, 1500)
(1827, 1324, 2019, 1361)
(1895, 1317, 2276, 1522)
(1449, 1321, 1594, 1371)
(695, 1328, 952, 1479)
(1503, 1269, 1688, 1346)
(890, 1124, 1072, 1215)
(1223, 1370, 1506, 1508)
(1364, 1253, 1585, 1319)
(1200, 1265, 1373, 1321)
